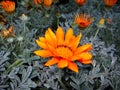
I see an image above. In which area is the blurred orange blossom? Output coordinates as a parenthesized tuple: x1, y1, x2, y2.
(75, 0, 86, 6)
(1, 25, 15, 38)
(1, 1, 15, 14)
(74, 13, 93, 28)
(104, 0, 118, 7)
(34, 0, 42, 5)
(44, 0, 53, 8)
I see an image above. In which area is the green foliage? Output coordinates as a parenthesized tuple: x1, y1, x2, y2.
(0, 0, 120, 90)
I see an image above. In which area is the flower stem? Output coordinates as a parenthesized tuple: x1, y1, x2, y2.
(23, 22, 26, 34)
(93, 28, 100, 42)
(58, 69, 68, 90)
(10, 14, 13, 25)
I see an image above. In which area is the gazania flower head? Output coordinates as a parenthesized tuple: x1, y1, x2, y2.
(75, 0, 86, 6)
(34, 0, 43, 5)
(1, 25, 15, 38)
(1, 1, 15, 14)
(74, 13, 93, 28)
(104, 0, 118, 7)
(34, 27, 92, 73)
(44, 0, 53, 8)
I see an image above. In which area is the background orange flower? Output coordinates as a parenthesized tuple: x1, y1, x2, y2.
(44, 0, 53, 8)
(74, 13, 93, 28)
(34, 0, 42, 5)
(104, 0, 118, 7)
(1, 1, 15, 14)
(1, 26, 15, 38)
(75, 0, 86, 6)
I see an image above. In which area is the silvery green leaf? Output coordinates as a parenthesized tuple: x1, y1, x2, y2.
(22, 66, 32, 83)
(34, 61, 40, 67)
(44, 83, 50, 88)
(0, 51, 10, 65)
(0, 66, 5, 71)
(2, 52, 10, 60)
(100, 75, 104, 85)
(115, 71, 120, 76)
(92, 64, 100, 75)
(25, 79, 37, 88)
(19, 87, 30, 90)
(4, 60, 23, 74)
(70, 76, 77, 84)
(11, 79, 18, 88)
(0, 85, 9, 89)
(8, 67, 19, 79)
(29, 70, 37, 79)
(4, 62, 11, 68)
(10, 82, 15, 90)
(29, 56, 40, 61)
(70, 82, 80, 90)
(13, 75, 21, 84)
(88, 78, 94, 84)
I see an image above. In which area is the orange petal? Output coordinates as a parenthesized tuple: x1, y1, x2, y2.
(75, 44, 92, 54)
(8, 25, 13, 33)
(56, 46, 73, 59)
(79, 52, 92, 60)
(44, 0, 53, 8)
(69, 36, 76, 42)
(79, 22, 89, 28)
(57, 59, 68, 68)
(70, 54, 82, 61)
(47, 28, 57, 47)
(65, 28, 73, 45)
(68, 61, 78, 73)
(33, 50, 52, 57)
(79, 59, 92, 64)
(71, 33, 82, 51)
(56, 27, 64, 45)
(68, 36, 76, 47)
(45, 29, 56, 47)
(35, 39, 48, 49)
(47, 44, 58, 56)
(47, 28, 56, 40)
(44, 58, 59, 66)
(39, 37, 46, 43)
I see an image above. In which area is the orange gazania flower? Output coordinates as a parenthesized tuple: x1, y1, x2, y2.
(74, 13, 93, 28)
(43, 0, 53, 8)
(104, 0, 118, 7)
(1, 1, 15, 14)
(1, 25, 15, 38)
(34, 27, 92, 73)
(34, 0, 42, 5)
(75, 0, 86, 6)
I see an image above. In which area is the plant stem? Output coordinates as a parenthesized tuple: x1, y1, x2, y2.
(58, 69, 68, 90)
(23, 22, 26, 34)
(10, 14, 13, 25)
(93, 28, 100, 42)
